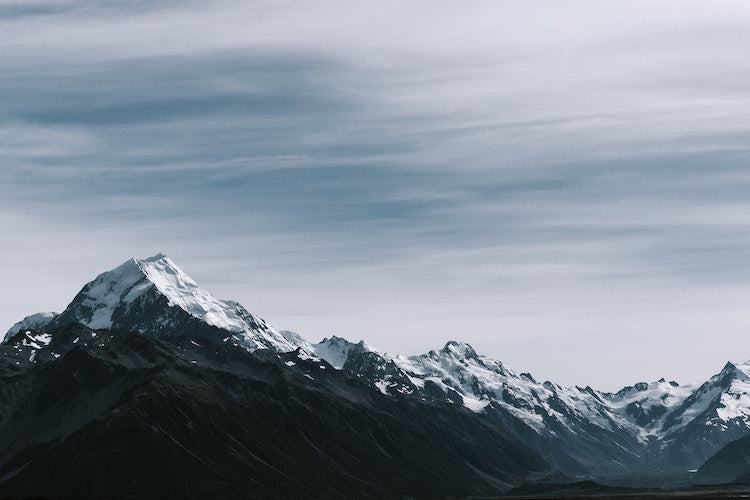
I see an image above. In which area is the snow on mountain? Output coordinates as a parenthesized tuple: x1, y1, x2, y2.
(0, 329, 57, 368)
(279, 330, 315, 352)
(3, 312, 59, 342)
(390, 341, 509, 414)
(603, 378, 698, 435)
(138, 254, 256, 334)
(715, 361, 750, 424)
(47, 254, 300, 352)
(312, 336, 376, 369)
(660, 361, 750, 437)
(11, 253, 750, 473)
(388, 341, 632, 437)
(315, 335, 750, 462)
(310, 336, 638, 440)
(386, 341, 750, 451)
(323, 337, 750, 473)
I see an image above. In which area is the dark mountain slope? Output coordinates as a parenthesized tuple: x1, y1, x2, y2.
(12, 253, 750, 492)
(695, 434, 750, 485)
(0, 324, 551, 499)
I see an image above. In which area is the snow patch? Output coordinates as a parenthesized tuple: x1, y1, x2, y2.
(20, 332, 52, 350)
(374, 380, 397, 395)
(462, 395, 490, 413)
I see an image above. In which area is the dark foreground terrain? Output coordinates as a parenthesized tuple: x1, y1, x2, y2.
(503, 481, 750, 499)
(6, 483, 750, 500)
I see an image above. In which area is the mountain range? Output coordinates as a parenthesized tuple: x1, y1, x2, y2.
(3, 253, 750, 498)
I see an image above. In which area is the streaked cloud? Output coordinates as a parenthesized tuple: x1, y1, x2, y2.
(2, 0, 750, 389)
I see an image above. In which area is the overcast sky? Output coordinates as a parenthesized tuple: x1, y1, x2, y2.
(2, 0, 750, 390)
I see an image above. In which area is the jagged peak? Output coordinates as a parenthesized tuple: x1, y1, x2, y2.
(4, 311, 59, 343)
(717, 361, 739, 380)
(313, 335, 376, 369)
(721, 361, 737, 371)
(140, 252, 169, 263)
(318, 335, 375, 351)
(60, 254, 214, 330)
(611, 378, 682, 398)
(106, 253, 181, 288)
(319, 335, 351, 345)
(417, 341, 513, 378)
(355, 339, 375, 351)
(279, 330, 314, 351)
(717, 361, 750, 383)
(47, 254, 302, 353)
(132, 254, 224, 318)
(440, 340, 479, 360)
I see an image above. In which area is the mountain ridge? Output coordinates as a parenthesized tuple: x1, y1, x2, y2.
(6, 253, 750, 491)
(42, 253, 297, 353)
(0, 322, 552, 499)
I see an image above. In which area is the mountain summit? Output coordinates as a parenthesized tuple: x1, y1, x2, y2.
(43, 253, 298, 352)
(9, 254, 750, 491)
(3, 312, 59, 342)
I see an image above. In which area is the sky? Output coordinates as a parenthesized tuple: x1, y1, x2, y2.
(2, 0, 750, 391)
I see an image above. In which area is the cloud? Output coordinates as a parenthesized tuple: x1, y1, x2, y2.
(2, 0, 750, 389)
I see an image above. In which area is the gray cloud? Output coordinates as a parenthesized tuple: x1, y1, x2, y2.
(2, 0, 750, 389)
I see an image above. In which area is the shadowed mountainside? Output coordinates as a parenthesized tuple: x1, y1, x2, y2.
(0, 324, 550, 499)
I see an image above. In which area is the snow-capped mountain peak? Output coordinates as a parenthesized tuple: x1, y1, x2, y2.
(3, 312, 59, 343)
(718, 361, 750, 382)
(440, 340, 479, 360)
(139, 254, 226, 321)
(135, 254, 258, 334)
(604, 378, 697, 431)
(47, 254, 300, 352)
(650, 360, 750, 443)
(312, 335, 375, 369)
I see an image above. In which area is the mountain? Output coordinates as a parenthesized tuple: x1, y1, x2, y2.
(0, 323, 551, 499)
(305, 337, 750, 480)
(657, 361, 750, 467)
(602, 378, 695, 430)
(3, 311, 58, 342)
(42, 253, 299, 352)
(650, 362, 750, 484)
(6, 253, 750, 494)
(312, 335, 376, 369)
(317, 338, 650, 477)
